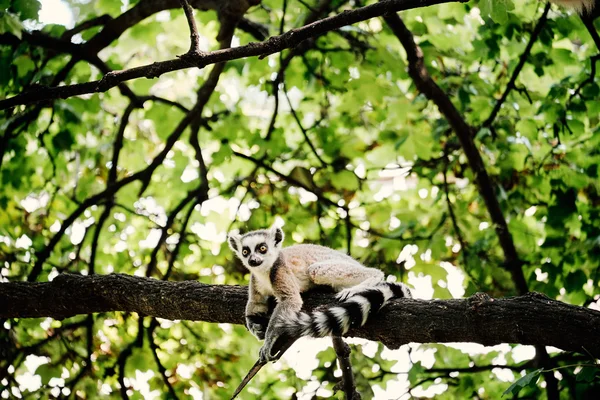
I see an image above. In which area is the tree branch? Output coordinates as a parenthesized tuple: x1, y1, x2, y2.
(383, 12, 528, 295)
(0, 0, 457, 110)
(2, 274, 600, 357)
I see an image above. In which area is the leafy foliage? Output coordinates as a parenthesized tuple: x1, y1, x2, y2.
(0, 0, 599, 399)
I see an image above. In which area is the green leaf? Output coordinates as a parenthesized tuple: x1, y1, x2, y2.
(0, 11, 23, 38)
(331, 170, 359, 191)
(35, 363, 61, 385)
(11, 0, 40, 20)
(502, 368, 543, 397)
(13, 55, 34, 77)
(289, 166, 315, 190)
(51, 130, 75, 151)
(565, 270, 587, 292)
(481, 0, 514, 24)
(516, 119, 538, 137)
(576, 366, 598, 383)
(95, 0, 121, 15)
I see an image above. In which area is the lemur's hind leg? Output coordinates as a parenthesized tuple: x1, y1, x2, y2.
(307, 261, 385, 301)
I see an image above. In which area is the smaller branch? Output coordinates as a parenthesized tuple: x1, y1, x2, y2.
(332, 336, 361, 400)
(569, 54, 600, 101)
(350, 213, 448, 243)
(427, 361, 532, 374)
(146, 186, 207, 277)
(581, 15, 600, 52)
(189, 123, 210, 194)
(164, 198, 197, 280)
(482, 4, 550, 128)
(179, 0, 203, 54)
(441, 155, 482, 289)
(109, 101, 137, 184)
(237, 18, 269, 41)
(233, 151, 341, 209)
(283, 83, 327, 167)
(280, 0, 289, 35)
(61, 14, 112, 41)
(297, 0, 320, 13)
(148, 319, 179, 399)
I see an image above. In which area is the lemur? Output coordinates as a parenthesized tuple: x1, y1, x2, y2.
(228, 225, 412, 362)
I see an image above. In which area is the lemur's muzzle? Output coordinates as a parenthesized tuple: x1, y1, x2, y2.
(248, 255, 263, 267)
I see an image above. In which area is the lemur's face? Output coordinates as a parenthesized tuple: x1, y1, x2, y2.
(228, 226, 284, 271)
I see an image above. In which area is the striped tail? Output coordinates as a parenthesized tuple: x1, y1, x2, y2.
(275, 282, 411, 338)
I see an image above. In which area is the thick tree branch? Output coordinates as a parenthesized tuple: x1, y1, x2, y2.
(1, 274, 599, 358)
(0, 0, 457, 110)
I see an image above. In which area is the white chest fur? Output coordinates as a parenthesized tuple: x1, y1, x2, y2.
(252, 270, 274, 296)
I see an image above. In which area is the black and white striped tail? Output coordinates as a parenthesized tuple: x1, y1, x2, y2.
(275, 282, 411, 338)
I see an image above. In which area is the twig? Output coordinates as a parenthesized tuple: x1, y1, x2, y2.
(581, 15, 600, 52)
(146, 186, 207, 277)
(60, 14, 112, 41)
(332, 336, 361, 400)
(179, 0, 203, 54)
(569, 54, 600, 101)
(283, 82, 327, 167)
(148, 319, 179, 399)
(482, 4, 550, 129)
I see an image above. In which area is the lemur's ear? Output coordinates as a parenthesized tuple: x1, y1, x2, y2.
(270, 225, 284, 247)
(228, 233, 241, 253)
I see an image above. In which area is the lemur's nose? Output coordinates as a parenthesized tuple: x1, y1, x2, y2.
(249, 257, 262, 267)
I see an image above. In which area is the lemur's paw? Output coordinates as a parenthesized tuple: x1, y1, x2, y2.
(249, 324, 267, 340)
(259, 343, 277, 363)
(246, 314, 269, 340)
(336, 286, 367, 302)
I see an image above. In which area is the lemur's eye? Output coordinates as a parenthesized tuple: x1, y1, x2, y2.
(242, 249, 249, 257)
(259, 245, 267, 253)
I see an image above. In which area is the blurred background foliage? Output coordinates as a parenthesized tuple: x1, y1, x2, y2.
(0, 0, 599, 398)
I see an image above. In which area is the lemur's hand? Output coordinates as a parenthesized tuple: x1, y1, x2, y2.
(245, 314, 270, 340)
(258, 339, 277, 363)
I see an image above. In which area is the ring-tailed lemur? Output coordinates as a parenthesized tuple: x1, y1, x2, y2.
(228, 225, 411, 362)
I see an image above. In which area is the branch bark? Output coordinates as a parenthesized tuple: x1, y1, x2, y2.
(2, 274, 600, 358)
